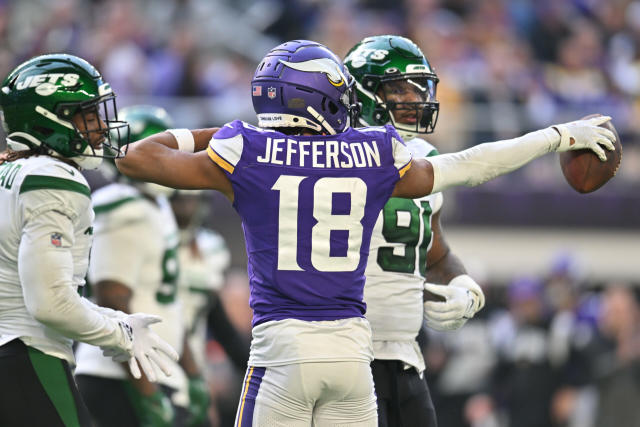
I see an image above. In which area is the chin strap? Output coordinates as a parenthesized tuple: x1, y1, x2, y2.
(306, 106, 337, 134)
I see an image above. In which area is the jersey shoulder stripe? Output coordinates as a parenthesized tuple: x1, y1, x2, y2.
(207, 146, 235, 174)
(208, 121, 246, 174)
(93, 196, 142, 215)
(19, 174, 90, 197)
(91, 183, 148, 224)
(391, 137, 412, 177)
(11, 156, 90, 197)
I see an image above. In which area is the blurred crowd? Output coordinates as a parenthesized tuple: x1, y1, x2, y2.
(2, 1, 640, 425)
(424, 255, 640, 427)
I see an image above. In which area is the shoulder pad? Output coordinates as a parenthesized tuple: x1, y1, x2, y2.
(356, 125, 388, 133)
(208, 121, 248, 174)
(405, 137, 439, 158)
(92, 183, 147, 224)
(214, 120, 245, 139)
(16, 156, 90, 198)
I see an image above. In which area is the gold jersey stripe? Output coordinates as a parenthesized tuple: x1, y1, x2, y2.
(237, 366, 254, 427)
(207, 146, 234, 174)
(399, 160, 412, 178)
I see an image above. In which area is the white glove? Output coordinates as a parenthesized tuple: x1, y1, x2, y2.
(423, 275, 485, 332)
(115, 313, 180, 382)
(101, 346, 131, 363)
(552, 115, 616, 161)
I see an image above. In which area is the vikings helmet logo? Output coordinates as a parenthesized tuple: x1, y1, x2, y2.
(279, 58, 347, 87)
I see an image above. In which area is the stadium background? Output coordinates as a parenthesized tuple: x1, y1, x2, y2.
(1, 0, 639, 425)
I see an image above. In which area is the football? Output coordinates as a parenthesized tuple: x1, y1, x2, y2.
(559, 114, 622, 193)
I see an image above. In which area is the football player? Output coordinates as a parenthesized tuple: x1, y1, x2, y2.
(114, 40, 615, 426)
(171, 189, 250, 427)
(0, 55, 178, 426)
(344, 35, 482, 427)
(74, 105, 196, 426)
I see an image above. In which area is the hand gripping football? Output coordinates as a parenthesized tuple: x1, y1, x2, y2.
(559, 114, 622, 193)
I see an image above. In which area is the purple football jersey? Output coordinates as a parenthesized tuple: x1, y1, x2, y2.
(208, 120, 412, 326)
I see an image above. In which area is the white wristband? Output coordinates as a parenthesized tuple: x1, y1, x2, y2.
(167, 128, 195, 153)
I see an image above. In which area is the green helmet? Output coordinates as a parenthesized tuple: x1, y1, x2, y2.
(344, 35, 439, 140)
(118, 104, 174, 143)
(0, 54, 128, 169)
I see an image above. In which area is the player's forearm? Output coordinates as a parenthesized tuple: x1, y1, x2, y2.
(80, 297, 127, 320)
(429, 127, 559, 193)
(116, 128, 218, 181)
(207, 299, 249, 371)
(123, 361, 160, 395)
(179, 335, 200, 377)
(426, 251, 467, 285)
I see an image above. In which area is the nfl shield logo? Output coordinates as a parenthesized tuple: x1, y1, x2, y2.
(50, 233, 62, 247)
(267, 87, 277, 99)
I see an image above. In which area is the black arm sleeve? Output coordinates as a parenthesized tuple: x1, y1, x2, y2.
(206, 293, 250, 372)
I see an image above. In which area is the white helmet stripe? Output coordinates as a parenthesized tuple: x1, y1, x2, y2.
(35, 105, 74, 129)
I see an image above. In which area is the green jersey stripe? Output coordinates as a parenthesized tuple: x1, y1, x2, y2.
(93, 196, 142, 214)
(426, 148, 439, 157)
(20, 175, 90, 197)
(27, 346, 81, 427)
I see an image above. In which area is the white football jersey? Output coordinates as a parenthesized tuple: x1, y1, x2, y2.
(74, 183, 187, 398)
(177, 228, 230, 370)
(364, 138, 443, 372)
(0, 156, 94, 364)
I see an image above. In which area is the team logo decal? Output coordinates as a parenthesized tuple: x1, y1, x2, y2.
(267, 87, 277, 99)
(280, 58, 347, 87)
(252, 85, 262, 96)
(349, 56, 366, 68)
(50, 232, 62, 247)
(16, 73, 80, 97)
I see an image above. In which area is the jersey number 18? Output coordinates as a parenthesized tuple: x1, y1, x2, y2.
(272, 175, 366, 272)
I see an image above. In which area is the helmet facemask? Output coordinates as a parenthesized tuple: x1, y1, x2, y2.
(344, 35, 441, 140)
(55, 92, 129, 169)
(363, 73, 439, 140)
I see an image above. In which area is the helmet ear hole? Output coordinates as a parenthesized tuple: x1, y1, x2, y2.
(33, 125, 54, 137)
(373, 106, 387, 124)
(328, 101, 338, 115)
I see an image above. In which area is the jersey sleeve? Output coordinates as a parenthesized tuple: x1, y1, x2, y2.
(18, 208, 129, 350)
(206, 120, 245, 175)
(405, 137, 439, 159)
(387, 126, 413, 178)
(406, 137, 444, 212)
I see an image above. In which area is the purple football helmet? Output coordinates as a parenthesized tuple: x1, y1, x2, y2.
(251, 40, 359, 135)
